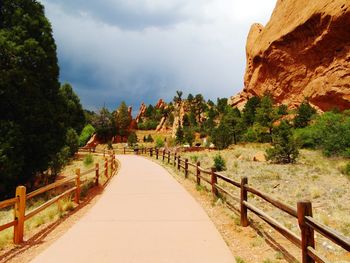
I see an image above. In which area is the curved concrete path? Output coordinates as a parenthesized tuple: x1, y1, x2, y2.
(32, 155, 235, 263)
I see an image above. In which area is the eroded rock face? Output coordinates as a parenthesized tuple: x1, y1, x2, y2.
(230, 0, 350, 111)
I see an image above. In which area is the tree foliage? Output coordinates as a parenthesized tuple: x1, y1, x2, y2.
(115, 101, 131, 136)
(93, 107, 114, 142)
(294, 101, 316, 128)
(0, 0, 68, 197)
(59, 83, 86, 133)
(266, 121, 299, 163)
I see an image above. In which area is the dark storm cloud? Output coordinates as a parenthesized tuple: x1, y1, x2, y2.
(39, 0, 277, 111)
(43, 0, 193, 30)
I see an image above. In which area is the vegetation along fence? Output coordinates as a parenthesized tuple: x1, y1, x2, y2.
(119, 146, 350, 263)
(0, 151, 118, 245)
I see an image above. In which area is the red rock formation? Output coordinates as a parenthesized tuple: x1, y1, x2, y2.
(155, 99, 166, 109)
(135, 103, 147, 123)
(230, 0, 350, 112)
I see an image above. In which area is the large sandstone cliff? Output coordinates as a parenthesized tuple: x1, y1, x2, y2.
(230, 0, 350, 111)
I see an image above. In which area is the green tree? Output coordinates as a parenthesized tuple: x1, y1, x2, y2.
(294, 101, 316, 128)
(147, 134, 154, 143)
(59, 83, 86, 133)
(211, 123, 232, 150)
(93, 107, 114, 142)
(187, 93, 194, 103)
(0, 0, 67, 197)
(173, 90, 183, 104)
(115, 101, 131, 137)
(127, 132, 138, 147)
(217, 97, 228, 114)
(182, 114, 190, 127)
(175, 125, 184, 144)
(213, 154, 226, 171)
(256, 95, 278, 142)
(184, 128, 195, 146)
(65, 128, 79, 156)
(278, 104, 288, 116)
(221, 107, 245, 144)
(243, 96, 261, 126)
(266, 121, 299, 164)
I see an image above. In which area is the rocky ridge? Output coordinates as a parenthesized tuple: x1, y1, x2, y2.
(230, 0, 350, 111)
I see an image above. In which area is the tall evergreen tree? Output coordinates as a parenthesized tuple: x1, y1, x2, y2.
(115, 101, 131, 137)
(243, 96, 261, 126)
(59, 83, 86, 133)
(256, 95, 278, 142)
(294, 101, 316, 128)
(0, 0, 67, 197)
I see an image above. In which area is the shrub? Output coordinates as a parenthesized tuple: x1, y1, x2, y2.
(266, 121, 299, 164)
(340, 162, 350, 177)
(155, 136, 165, 148)
(66, 128, 79, 156)
(190, 155, 199, 162)
(83, 154, 94, 167)
(147, 134, 154, 143)
(213, 154, 226, 171)
(127, 132, 138, 146)
(211, 124, 232, 150)
(79, 124, 95, 146)
(296, 112, 350, 157)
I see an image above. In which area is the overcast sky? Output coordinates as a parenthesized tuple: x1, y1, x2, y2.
(39, 0, 277, 111)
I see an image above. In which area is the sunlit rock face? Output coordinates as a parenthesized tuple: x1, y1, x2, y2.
(230, 0, 350, 111)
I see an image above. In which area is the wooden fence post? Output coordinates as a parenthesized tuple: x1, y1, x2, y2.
(185, 158, 189, 178)
(14, 186, 26, 244)
(240, 177, 249, 227)
(298, 201, 315, 263)
(156, 148, 159, 159)
(75, 168, 81, 204)
(150, 148, 153, 157)
(162, 149, 165, 161)
(104, 158, 108, 179)
(168, 151, 170, 164)
(177, 156, 181, 170)
(110, 155, 113, 175)
(196, 161, 201, 185)
(95, 163, 99, 186)
(211, 168, 218, 197)
(123, 147, 126, 155)
(174, 153, 177, 166)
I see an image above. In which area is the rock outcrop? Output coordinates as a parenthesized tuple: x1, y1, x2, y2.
(135, 103, 147, 123)
(230, 0, 350, 111)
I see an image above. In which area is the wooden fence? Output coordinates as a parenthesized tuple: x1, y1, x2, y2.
(0, 152, 117, 245)
(120, 146, 350, 263)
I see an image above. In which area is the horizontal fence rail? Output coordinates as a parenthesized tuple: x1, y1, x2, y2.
(0, 151, 118, 245)
(116, 146, 350, 263)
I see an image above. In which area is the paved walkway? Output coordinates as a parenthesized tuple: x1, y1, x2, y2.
(32, 155, 235, 263)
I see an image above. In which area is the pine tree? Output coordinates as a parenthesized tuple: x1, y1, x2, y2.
(294, 101, 316, 128)
(266, 121, 299, 163)
(256, 95, 278, 142)
(243, 96, 261, 126)
(115, 101, 131, 137)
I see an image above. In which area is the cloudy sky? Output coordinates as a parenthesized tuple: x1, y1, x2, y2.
(39, 0, 277, 111)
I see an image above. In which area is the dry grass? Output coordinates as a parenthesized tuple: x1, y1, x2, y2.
(176, 144, 350, 262)
(0, 155, 106, 251)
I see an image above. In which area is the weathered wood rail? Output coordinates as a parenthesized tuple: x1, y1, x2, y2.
(0, 151, 118, 245)
(116, 146, 349, 263)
